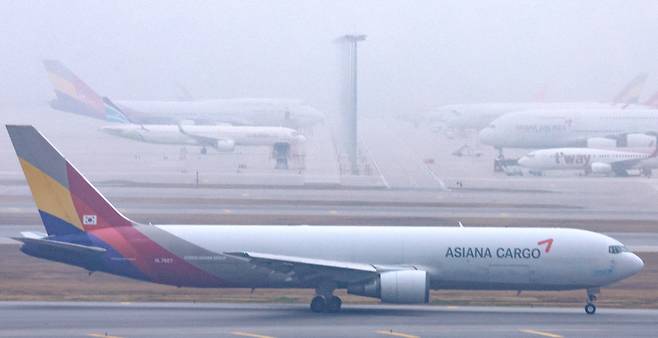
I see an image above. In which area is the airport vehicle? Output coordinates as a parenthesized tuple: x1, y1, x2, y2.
(7, 125, 644, 314)
(427, 73, 652, 131)
(518, 146, 658, 177)
(479, 108, 658, 150)
(44, 60, 325, 128)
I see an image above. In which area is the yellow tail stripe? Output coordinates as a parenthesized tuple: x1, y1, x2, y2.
(19, 158, 83, 230)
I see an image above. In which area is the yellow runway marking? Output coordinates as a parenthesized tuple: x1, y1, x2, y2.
(223, 209, 233, 214)
(374, 329, 420, 338)
(231, 331, 276, 338)
(87, 333, 124, 338)
(328, 210, 338, 214)
(519, 329, 563, 338)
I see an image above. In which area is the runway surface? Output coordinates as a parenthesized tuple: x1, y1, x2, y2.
(1, 302, 657, 338)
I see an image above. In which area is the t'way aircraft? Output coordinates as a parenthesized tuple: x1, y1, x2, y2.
(7, 125, 644, 314)
(518, 146, 658, 177)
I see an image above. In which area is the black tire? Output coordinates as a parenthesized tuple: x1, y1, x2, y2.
(585, 303, 596, 315)
(326, 296, 342, 313)
(310, 296, 326, 313)
(200, 147, 208, 155)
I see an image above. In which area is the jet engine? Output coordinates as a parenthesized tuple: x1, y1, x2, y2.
(586, 137, 617, 148)
(213, 139, 236, 152)
(626, 134, 655, 148)
(590, 162, 612, 174)
(347, 270, 430, 304)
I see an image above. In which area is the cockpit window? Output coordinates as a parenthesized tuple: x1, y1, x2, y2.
(608, 245, 627, 254)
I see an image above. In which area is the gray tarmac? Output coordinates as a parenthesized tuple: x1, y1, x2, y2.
(0, 302, 656, 338)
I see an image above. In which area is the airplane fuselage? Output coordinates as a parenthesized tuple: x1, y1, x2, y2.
(23, 225, 642, 291)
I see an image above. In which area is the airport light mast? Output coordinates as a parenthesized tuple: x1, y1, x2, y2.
(343, 34, 366, 175)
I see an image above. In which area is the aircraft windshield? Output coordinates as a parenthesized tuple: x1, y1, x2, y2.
(608, 245, 627, 254)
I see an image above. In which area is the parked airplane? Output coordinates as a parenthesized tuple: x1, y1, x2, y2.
(100, 123, 306, 154)
(427, 73, 651, 131)
(479, 108, 658, 150)
(518, 146, 658, 177)
(7, 125, 644, 314)
(43, 60, 325, 128)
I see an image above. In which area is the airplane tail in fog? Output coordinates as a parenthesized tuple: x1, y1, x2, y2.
(6, 125, 136, 236)
(612, 73, 648, 106)
(43, 60, 106, 120)
(643, 90, 658, 108)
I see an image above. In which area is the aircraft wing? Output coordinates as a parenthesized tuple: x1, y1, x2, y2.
(13, 232, 107, 255)
(177, 125, 233, 148)
(224, 251, 384, 284)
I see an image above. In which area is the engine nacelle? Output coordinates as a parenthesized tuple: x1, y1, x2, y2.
(213, 139, 236, 152)
(626, 133, 656, 148)
(586, 137, 617, 148)
(590, 162, 612, 174)
(347, 270, 430, 304)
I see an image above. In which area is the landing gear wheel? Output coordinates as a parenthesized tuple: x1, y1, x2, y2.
(585, 303, 596, 315)
(310, 295, 326, 313)
(200, 147, 208, 155)
(326, 295, 342, 313)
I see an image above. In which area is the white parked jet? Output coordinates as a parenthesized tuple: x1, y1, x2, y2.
(479, 108, 658, 150)
(518, 147, 658, 176)
(44, 60, 325, 128)
(427, 73, 653, 131)
(7, 125, 644, 314)
(100, 124, 306, 154)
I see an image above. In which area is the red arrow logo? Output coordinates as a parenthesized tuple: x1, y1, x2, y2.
(537, 238, 554, 253)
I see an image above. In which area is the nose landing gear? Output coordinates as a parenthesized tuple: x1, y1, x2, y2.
(585, 288, 599, 314)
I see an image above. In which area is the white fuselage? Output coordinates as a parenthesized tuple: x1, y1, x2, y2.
(479, 108, 658, 149)
(430, 102, 649, 131)
(100, 124, 305, 148)
(158, 225, 643, 290)
(518, 148, 653, 171)
(116, 99, 325, 128)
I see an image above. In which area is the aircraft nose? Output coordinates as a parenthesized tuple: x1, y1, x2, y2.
(478, 128, 494, 145)
(518, 156, 529, 167)
(627, 253, 645, 275)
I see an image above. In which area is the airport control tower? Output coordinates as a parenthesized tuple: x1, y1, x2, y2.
(342, 34, 366, 175)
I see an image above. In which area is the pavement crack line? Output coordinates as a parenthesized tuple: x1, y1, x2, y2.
(374, 329, 420, 338)
(231, 331, 276, 338)
(87, 333, 124, 338)
(519, 328, 563, 338)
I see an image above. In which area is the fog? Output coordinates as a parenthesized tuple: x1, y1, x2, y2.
(2, 0, 658, 118)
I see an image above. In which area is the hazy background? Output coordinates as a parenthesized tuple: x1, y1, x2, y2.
(1, 0, 658, 118)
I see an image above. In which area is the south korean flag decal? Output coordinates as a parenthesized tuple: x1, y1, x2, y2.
(82, 214, 97, 225)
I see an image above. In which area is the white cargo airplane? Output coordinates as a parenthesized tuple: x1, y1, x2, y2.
(427, 73, 654, 131)
(479, 108, 658, 150)
(44, 60, 325, 128)
(7, 125, 644, 314)
(518, 146, 658, 177)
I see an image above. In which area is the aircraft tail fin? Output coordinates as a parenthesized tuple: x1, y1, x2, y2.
(643, 90, 658, 109)
(612, 73, 648, 106)
(6, 125, 135, 236)
(43, 60, 106, 120)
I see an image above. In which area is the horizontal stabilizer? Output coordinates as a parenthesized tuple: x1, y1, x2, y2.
(12, 236, 107, 255)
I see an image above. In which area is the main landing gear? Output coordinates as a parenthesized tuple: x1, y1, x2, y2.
(585, 288, 599, 315)
(310, 282, 342, 313)
(310, 295, 342, 313)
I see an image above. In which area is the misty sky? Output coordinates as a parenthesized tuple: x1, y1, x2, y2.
(1, 0, 658, 117)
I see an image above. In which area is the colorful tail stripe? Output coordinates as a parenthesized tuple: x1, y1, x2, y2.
(43, 60, 105, 119)
(7, 125, 223, 286)
(613, 73, 648, 105)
